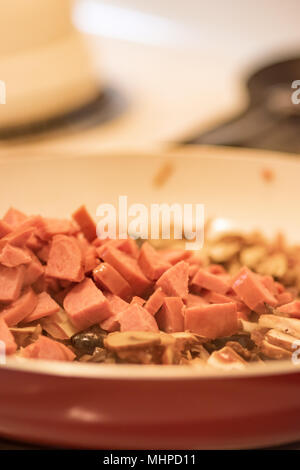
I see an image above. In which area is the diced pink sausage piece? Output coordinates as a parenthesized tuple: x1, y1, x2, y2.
(93, 262, 133, 301)
(276, 291, 294, 306)
(37, 218, 73, 240)
(23, 253, 44, 286)
(83, 246, 99, 273)
(64, 278, 112, 330)
(232, 267, 278, 310)
(156, 261, 189, 299)
(76, 235, 99, 273)
(0, 220, 12, 238)
(26, 234, 45, 252)
(0, 265, 26, 303)
(144, 287, 166, 315)
(0, 227, 34, 250)
(24, 292, 60, 322)
(202, 291, 233, 304)
(46, 235, 84, 283)
(185, 293, 208, 307)
(188, 264, 199, 280)
(0, 216, 43, 250)
(138, 242, 171, 281)
(100, 293, 129, 332)
(0, 288, 38, 326)
(21, 335, 75, 361)
(101, 246, 151, 297)
(117, 238, 139, 258)
(278, 301, 300, 318)
(0, 244, 31, 268)
(207, 264, 227, 275)
(36, 244, 51, 263)
(185, 302, 238, 339)
(119, 303, 159, 332)
(3, 207, 27, 227)
(261, 275, 278, 295)
(156, 297, 184, 333)
(192, 268, 230, 295)
(0, 318, 17, 354)
(72, 205, 97, 242)
(131, 296, 145, 306)
(159, 249, 191, 265)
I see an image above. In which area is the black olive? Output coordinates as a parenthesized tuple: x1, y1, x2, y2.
(71, 330, 105, 355)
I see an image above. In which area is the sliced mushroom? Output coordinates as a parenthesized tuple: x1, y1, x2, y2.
(240, 319, 260, 334)
(104, 331, 161, 352)
(207, 346, 247, 370)
(226, 340, 256, 361)
(209, 241, 241, 263)
(257, 253, 288, 278)
(10, 325, 41, 347)
(41, 309, 80, 340)
(265, 329, 298, 352)
(260, 339, 292, 360)
(259, 315, 300, 338)
(240, 245, 267, 269)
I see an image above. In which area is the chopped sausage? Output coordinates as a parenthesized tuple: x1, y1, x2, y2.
(24, 292, 60, 322)
(144, 287, 166, 315)
(64, 278, 112, 330)
(0, 288, 38, 326)
(101, 246, 152, 297)
(0, 244, 31, 268)
(191, 268, 230, 295)
(156, 261, 189, 299)
(0, 264, 26, 303)
(72, 205, 97, 242)
(232, 267, 278, 311)
(46, 234, 84, 283)
(156, 297, 184, 333)
(119, 303, 159, 332)
(93, 262, 133, 301)
(138, 242, 171, 281)
(185, 302, 238, 339)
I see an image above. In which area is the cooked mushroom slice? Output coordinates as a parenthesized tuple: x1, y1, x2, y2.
(260, 340, 292, 360)
(257, 253, 288, 278)
(251, 327, 269, 347)
(207, 346, 247, 370)
(209, 241, 240, 263)
(240, 319, 259, 334)
(240, 245, 267, 270)
(104, 331, 161, 352)
(10, 325, 37, 347)
(190, 344, 210, 364)
(171, 331, 201, 348)
(161, 345, 177, 365)
(265, 329, 298, 352)
(226, 341, 256, 361)
(259, 315, 300, 338)
(41, 309, 80, 340)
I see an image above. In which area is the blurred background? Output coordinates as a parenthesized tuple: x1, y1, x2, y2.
(0, 0, 300, 155)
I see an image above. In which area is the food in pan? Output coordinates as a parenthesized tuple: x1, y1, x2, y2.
(1, 205, 300, 371)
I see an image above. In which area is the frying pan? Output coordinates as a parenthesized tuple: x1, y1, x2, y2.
(0, 145, 300, 449)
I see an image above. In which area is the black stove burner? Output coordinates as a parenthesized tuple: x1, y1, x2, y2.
(182, 57, 300, 153)
(0, 87, 127, 141)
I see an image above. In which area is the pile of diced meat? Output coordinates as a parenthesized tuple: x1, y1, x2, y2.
(0, 205, 300, 368)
